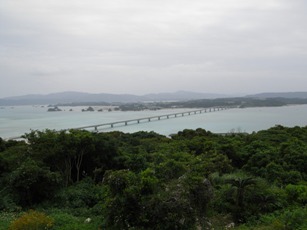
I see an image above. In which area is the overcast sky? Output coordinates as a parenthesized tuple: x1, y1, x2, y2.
(0, 0, 306, 97)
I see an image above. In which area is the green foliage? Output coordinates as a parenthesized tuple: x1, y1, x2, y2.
(9, 158, 61, 206)
(0, 188, 19, 211)
(1, 126, 307, 229)
(285, 184, 307, 205)
(155, 158, 187, 180)
(282, 208, 307, 230)
(190, 151, 233, 177)
(0, 212, 19, 230)
(53, 178, 102, 210)
(8, 210, 53, 230)
(140, 168, 159, 194)
(212, 173, 258, 223)
(241, 207, 307, 230)
(102, 169, 142, 229)
(0, 142, 28, 174)
(183, 174, 214, 226)
(49, 209, 102, 230)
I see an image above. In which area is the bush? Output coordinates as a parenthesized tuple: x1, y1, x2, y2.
(53, 178, 101, 210)
(283, 208, 307, 230)
(240, 207, 307, 230)
(285, 184, 307, 205)
(49, 209, 102, 230)
(9, 159, 61, 206)
(0, 212, 19, 230)
(0, 189, 19, 212)
(8, 210, 53, 230)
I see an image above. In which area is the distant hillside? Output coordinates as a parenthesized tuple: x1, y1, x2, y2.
(247, 92, 307, 99)
(144, 91, 227, 101)
(0, 92, 141, 105)
(0, 91, 227, 106)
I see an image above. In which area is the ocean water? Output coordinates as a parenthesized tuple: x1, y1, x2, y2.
(1, 105, 307, 139)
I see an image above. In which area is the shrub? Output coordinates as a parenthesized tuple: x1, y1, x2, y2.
(8, 210, 53, 230)
(285, 184, 307, 205)
(49, 209, 102, 230)
(0, 212, 19, 230)
(283, 208, 307, 230)
(53, 178, 100, 210)
(0, 189, 19, 212)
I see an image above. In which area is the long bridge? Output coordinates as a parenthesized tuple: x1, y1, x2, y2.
(6, 106, 231, 140)
(72, 106, 230, 132)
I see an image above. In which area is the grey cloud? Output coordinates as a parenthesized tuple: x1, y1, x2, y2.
(0, 0, 306, 97)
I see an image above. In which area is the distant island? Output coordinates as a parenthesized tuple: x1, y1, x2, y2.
(82, 106, 95, 112)
(47, 106, 62, 112)
(117, 97, 307, 111)
(246, 91, 307, 98)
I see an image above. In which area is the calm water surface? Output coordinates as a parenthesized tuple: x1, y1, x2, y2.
(1, 105, 307, 139)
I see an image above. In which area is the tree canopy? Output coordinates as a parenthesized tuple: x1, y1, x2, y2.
(1, 126, 307, 229)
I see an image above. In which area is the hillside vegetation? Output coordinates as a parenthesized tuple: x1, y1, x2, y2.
(0, 126, 306, 229)
(119, 97, 307, 111)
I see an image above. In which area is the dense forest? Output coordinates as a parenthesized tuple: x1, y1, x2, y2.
(0, 126, 306, 229)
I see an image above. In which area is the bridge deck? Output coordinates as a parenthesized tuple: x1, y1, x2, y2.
(72, 107, 228, 131)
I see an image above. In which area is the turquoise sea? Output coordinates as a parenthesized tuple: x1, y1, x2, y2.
(1, 105, 307, 139)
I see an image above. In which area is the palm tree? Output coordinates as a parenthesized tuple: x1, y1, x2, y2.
(225, 176, 257, 223)
(226, 177, 256, 208)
